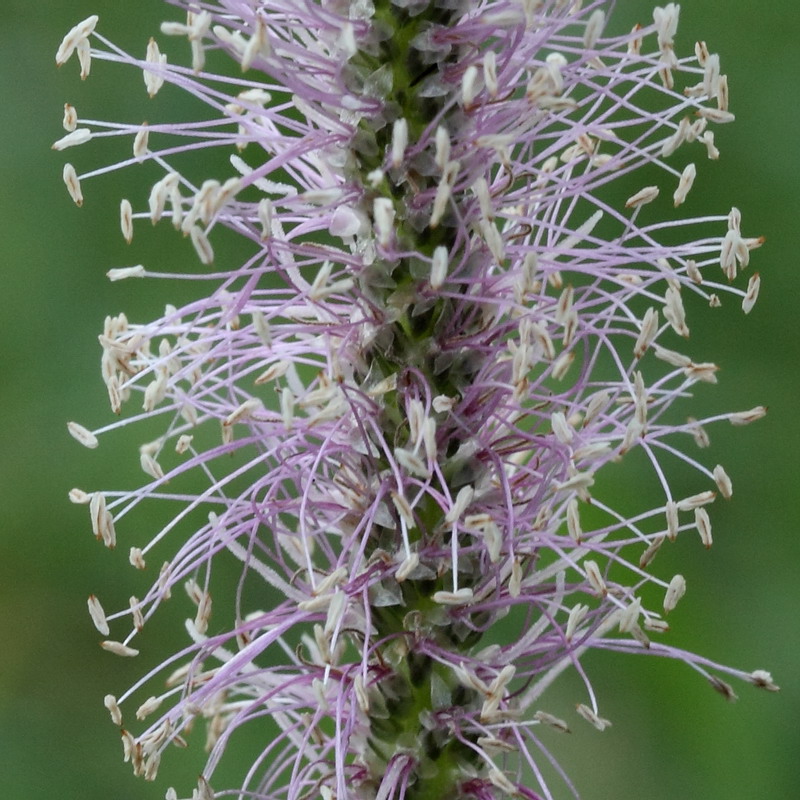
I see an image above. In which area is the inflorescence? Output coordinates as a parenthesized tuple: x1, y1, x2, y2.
(58, 3, 776, 799)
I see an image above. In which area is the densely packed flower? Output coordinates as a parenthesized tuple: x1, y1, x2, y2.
(58, 2, 777, 798)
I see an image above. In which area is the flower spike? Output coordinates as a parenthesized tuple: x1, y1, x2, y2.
(60, 3, 776, 799)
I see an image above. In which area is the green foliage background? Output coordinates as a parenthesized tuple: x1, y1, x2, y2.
(1, 2, 797, 798)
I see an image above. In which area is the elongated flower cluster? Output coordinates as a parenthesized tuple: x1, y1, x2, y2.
(59, 2, 777, 799)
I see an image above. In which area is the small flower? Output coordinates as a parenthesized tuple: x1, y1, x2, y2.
(60, 3, 775, 799)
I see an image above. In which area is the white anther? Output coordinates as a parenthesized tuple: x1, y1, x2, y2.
(390, 491, 416, 529)
(625, 186, 659, 208)
(483, 51, 498, 98)
(100, 640, 139, 658)
(56, 15, 99, 67)
(461, 64, 480, 108)
(396, 553, 419, 582)
(566, 499, 582, 543)
(241, 16, 270, 72)
(534, 710, 570, 733)
(104, 694, 122, 725)
(68, 420, 98, 448)
(119, 199, 133, 243)
(583, 560, 606, 596)
(373, 198, 395, 247)
(663, 574, 686, 612)
(663, 286, 689, 337)
(52, 128, 92, 151)
(712, 464, 733, 499)
(144, 38, 167, 97)
(697, 107, 735, 124)
(133, 124, 149, 160)
(190, 226, 214, 265)
(633, 307, 659, 358)
(434, 126, 451, 171)
(430, 160, 461, 227)
(618, 597, 642, 633)
(742, 273, 760, 314)
(394, 447, 430, 479)
(676, 491, 715, 512)
(729, 406, 767, 426)
(62, 103, 78, 132)
(551, 411, 573, 444)
(583, 9, 605, 49)
(565, 603, 588, 641)
(673, 163, 696, 206)
(576, 703, 611, 731)
(695, 507, 712, 548)
(660, 117, 691, 157)
(430, 245, 448, 290)
(433, 588, 474, 605)
(445, 486, 474, 525)
(88, 594, 110, 635)
(472, 176, 493, 222)
(107, 265, 146, 281)
(390, 118, 408, 168)
(639, 534, 665, 569)
(62, 163, 83, 206)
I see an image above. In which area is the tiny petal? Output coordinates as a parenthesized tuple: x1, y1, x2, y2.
(329, 206, 363, 238)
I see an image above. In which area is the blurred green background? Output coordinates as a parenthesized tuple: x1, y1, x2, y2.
(1, 2, 797, 798)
